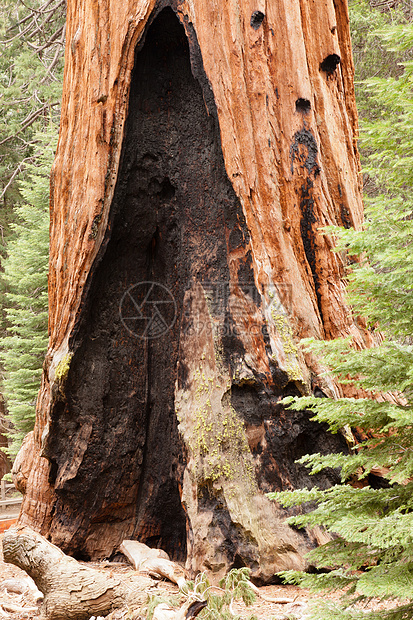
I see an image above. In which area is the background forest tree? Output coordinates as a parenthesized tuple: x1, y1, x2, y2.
(0, 0, 64, 458)
(0, 133, 53, 455)
(0, 0, 64, 225)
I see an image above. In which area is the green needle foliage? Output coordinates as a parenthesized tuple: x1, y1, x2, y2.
(268, 4, 413, 620)
(0, 130, 54, 455)
(0, 0, 64, 204)
(178, 569, 257, 620)
(0, 0, 64, 456)
(144, 569, 258, 620)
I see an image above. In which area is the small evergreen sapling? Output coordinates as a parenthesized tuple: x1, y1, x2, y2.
(180, 569, 257, 620)
(268, 12, 413, 620)
(145, 568, 258, 620)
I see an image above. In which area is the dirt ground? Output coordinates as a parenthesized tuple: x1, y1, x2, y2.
(0, 530, 400, 620)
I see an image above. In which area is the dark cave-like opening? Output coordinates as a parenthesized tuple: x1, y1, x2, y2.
(47, 7, 246, 560)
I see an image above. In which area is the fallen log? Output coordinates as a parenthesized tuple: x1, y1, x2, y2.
(120, 540, 187, 588)
(2, 525, 147, 619)
(2, 526, 205, 620)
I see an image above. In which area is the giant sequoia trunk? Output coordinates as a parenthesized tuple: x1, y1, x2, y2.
(16, 0, 370, 582)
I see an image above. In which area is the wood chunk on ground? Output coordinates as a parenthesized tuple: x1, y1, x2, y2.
(120, 540, 187, 588)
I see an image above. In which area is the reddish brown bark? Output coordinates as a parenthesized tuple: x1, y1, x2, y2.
(18, 0, 370, 582)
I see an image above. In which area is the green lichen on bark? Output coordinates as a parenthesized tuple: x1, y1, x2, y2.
(54, 353, 73, 395)
(270, 305, 303, 382)
(176, 356, 256, 494)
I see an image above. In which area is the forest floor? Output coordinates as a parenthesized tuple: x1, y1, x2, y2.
(0, 531, 399, 620)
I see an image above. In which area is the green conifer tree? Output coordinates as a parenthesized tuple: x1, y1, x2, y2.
(0, 0, 64, 457)
(268, 5, 413, 619)
(0, 0, 64, 204)
(0, 131, 54, 455)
